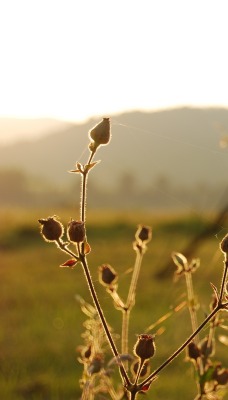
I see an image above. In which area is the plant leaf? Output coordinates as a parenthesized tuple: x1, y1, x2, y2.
(60, 259, 78, 268)
(84, 242, 91, 255)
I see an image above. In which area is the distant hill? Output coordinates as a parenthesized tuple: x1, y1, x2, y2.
(0, 107, 227, 193)
(0, 117, 72, 145)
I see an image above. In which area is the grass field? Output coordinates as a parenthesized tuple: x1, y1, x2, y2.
(0, 207, 227, 399)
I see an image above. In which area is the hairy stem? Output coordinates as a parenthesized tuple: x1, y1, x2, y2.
(80, 254, 130, 386)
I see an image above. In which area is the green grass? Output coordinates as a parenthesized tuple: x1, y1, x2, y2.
(0, 208, 227, 399)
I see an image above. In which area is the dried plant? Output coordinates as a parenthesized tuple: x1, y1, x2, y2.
(38, 118, 228, 399)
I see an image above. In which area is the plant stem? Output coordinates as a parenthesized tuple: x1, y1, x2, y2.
(126, 249, 143, 310)
(185, 271, 199, 344)
(218, 258, 228, 304)
(80, 254, 130, 386)
(80, 149, 96, 223)
(122, 309, 130, 357)
(121, 248, 144, 369)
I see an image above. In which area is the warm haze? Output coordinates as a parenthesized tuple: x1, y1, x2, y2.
(1, 0, 228, 144)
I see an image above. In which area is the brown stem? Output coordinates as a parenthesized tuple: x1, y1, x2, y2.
(80, 254, 130, 386)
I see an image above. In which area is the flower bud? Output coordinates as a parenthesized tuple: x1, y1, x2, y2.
(98, 264, 118, 286)
(38, 216, 63, 242)
(135, 225, 152, 244)
(220, 233, 228, 254)
(67, 220, 85, 243)
(89, 118, 111, 146)
(133, 334, 156, 361)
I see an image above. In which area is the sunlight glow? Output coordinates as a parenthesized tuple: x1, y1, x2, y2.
(0, 0, 228, 124)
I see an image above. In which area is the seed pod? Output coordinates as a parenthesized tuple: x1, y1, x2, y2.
(99, 264, 118, 286)
(67, 220, 85, 243)
(38, 216, 63, 242)
(135, 225, 152, 244)
(89, 118, 111, 146)
(213, 367, 228, 385)
(133, 334, 156, 361)
(187, 341, 201, 360)
(220, 233, 228, 254)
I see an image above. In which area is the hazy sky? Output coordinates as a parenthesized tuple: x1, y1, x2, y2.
(0, 0, 228, 142)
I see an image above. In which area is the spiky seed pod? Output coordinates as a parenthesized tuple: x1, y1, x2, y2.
(38, 216, 63, 242)
(67, 220, 85, 243)
(220, 233, 228, 254)
(99, 264, 118, 286)
(133, 334, 156, 361)
(89, 118, 111, 146)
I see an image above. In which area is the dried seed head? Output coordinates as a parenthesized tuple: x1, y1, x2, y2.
(67, 220, 85, 243)
(99, 264, 118, 286)
(133, 334, 156, 361)
(213, 367, 228, 385)
(38, 216, 63, 242)
(187, 341, 201, 360)
(220, 233, 228, 254)
(135, 225, 152, 244)
(89, 118, 111, 147)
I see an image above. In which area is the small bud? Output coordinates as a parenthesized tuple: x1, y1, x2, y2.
(38, 216, 63, 242)
(67, 220, 85, 243)
(133, 334, 156, 361)
(135, 225, 152, 244)
(220, 234, 228, 254)
(89, 118, 111, 147)
(187, 341, 201, 360)
(99, 264, 118, 286)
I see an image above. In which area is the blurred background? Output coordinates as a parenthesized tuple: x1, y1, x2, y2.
(0, 1, 228, 399)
